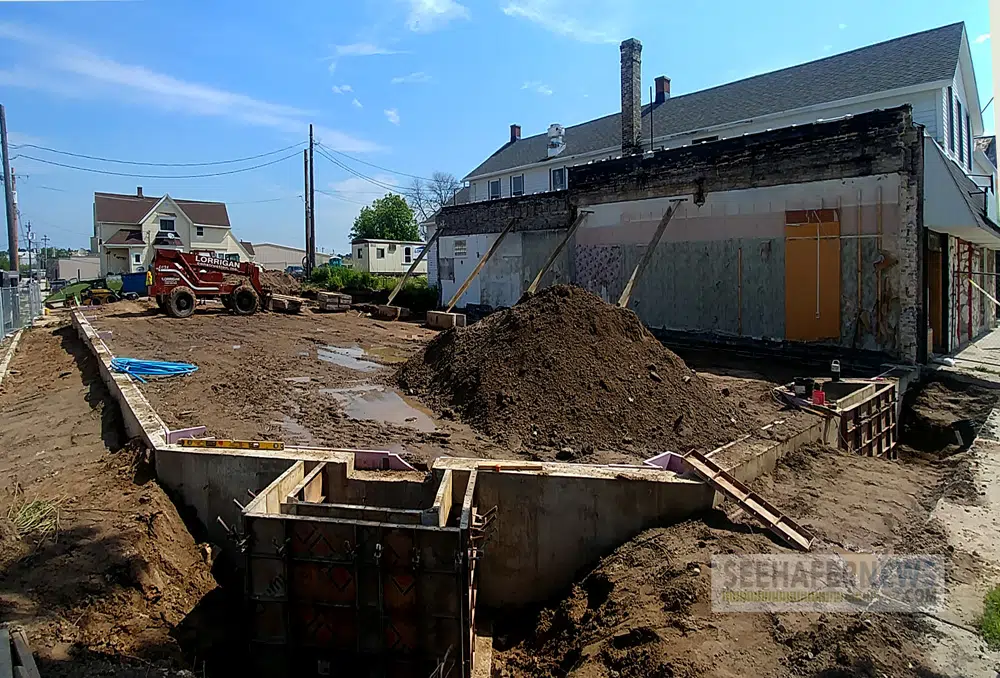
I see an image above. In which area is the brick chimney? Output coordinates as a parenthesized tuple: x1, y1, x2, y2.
(655, 76, 670, 104)
(510, 124, 521, 143)
(136, 186, 143, 198)
(620, 38, 642, 155)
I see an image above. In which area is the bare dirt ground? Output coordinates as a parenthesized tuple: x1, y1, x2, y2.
(88, 299, 811, 467)
(491, 377, 999, 678)
(0, 321, 217, 676)
(87, 299, 517, 466)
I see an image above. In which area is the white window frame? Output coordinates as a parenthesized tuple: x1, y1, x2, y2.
(195, 225, 204, 237)
(377, 247, 386, 259)
(454, 239, 468, 257)
(489, 179, 501, 200)
(551, 167, 566, 191)
(403, 246, 412, 264)
(510, 174, 524, 197)
(159, 217, 175, 232)
(133, 252, 142, 264)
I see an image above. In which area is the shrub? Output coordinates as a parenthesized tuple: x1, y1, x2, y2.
(983, 584, 1000, 649)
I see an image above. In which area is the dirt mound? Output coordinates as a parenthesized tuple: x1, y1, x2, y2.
(398, 285, 749, 458)
(260, 270, 301, 296)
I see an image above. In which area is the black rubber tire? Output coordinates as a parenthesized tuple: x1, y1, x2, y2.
(155, 295, 166, 310)
(220, 294, 233, 311)
(167, 286, 196, 318)
(232, 285, 260, 316)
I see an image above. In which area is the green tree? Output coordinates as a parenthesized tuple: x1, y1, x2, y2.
(350, 193, 419, 243)
(0, 253, 8, 271)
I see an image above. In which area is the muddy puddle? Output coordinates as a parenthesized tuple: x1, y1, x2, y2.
(321, 385, 436, 432)
(317, 345, 381, 372)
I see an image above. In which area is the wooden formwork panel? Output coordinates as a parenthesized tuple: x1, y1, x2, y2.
(838, 383, 897, 458)
(245, 515, 473, 678)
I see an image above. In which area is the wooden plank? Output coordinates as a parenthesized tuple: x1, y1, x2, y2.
(0, 628, 13, 678)
(285, 462, 327, 504)
(525, 210, 591, 295)
(684, 450, 813, 551)
(10, 629, 39, 678)
(446, 218, 516, 312)
(617, 200, 684, 308)
(387, 229, 443, 306)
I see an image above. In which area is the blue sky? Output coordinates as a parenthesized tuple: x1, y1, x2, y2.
(0, 0, 992, 253)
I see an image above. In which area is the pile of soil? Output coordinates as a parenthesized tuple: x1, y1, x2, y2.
(260, 270, 301, 296)
(398, 285, 750, 458)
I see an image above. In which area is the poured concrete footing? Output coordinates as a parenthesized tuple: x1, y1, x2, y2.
(427, 310, 467, 329)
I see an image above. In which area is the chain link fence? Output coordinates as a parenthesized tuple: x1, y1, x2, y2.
(0, 282, 43, 339)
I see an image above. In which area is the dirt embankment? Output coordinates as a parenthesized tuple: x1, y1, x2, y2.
(399, 285, 752, 461)
(259, 270, 301, 296)
(0, 323, 218, 676)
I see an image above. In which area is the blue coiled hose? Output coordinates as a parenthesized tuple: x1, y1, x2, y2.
(110, 357, 199, 383)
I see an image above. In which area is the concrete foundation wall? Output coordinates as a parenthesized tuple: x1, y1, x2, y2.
(471, 469, 713, 607)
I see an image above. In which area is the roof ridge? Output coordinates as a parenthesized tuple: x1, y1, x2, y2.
(507, 22, 965, 145)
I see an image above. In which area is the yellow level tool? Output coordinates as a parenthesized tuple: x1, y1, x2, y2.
(178, 438, 285, 451)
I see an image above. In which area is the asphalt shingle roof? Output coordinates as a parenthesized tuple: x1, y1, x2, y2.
(467, 22, 965, 179)
(94, 192, 231, 227)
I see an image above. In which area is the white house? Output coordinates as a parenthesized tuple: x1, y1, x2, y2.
(92, 188, 252, 276)
(448, 23, 1000, 354)
(465, 23, 995, 214)
(351, 239, 427, 276)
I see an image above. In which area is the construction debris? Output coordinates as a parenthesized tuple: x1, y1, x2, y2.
(399, 285, 750, 455)
(269, 294, 304, 313)
(316, 290, 352, 312)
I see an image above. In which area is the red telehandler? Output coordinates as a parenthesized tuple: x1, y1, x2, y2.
(147, 249, 272, 318)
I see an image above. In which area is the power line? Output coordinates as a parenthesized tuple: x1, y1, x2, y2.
(314, 146, 410, 193)
(316, 141, 433, 182)
(10, 141, 306, 167)
(315, 188, 367, 206)
(13, 151, 302, 179)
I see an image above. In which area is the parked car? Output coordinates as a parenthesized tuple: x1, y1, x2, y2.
(285, 265, 305, 280)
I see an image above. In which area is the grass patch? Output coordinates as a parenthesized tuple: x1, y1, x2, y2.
(982, 584, 1000, 649)
(6, 485, 60, 543)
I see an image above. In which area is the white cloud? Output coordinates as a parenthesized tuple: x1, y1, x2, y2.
(502, 0, 623, 43)
(975, 33, 991, 44)
(0, 22, 383, 153)
(404, 0, 470, 32)
(384, 108, 400, 125)
(334, 42, 400, 56)
(521, 80, 553, 95)
(352, 98, 364, 109)
(838, 23, 847, 30)
(391, 71, 432, 84)
(331, 84, 353, 94)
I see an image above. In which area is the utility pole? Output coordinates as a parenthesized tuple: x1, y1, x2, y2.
(41, 234, 49, 277)
(307, 124, 316, 276)
(303, 149, 311, 271)
(24, 221, 32, 275)
(0, 104, 17, 273)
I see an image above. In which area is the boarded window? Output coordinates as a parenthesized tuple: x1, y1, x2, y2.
(454, 239, 468, 257)
(440, 257, 455, 282)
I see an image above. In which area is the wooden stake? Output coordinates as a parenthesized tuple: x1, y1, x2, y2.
(525, 210, 591, 295)
(617, 200, 684, 308)
(445, 218, 516, 312)
(387, 228, 443, 306)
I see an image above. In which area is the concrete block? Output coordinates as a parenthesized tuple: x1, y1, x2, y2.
(269, 296, 302, 314)
(316, 291, 352, 313)
(427, 310, 467, 330)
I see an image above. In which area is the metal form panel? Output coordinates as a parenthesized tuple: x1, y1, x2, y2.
(245, 465, 479, 678)
(838, 382, 898, 458)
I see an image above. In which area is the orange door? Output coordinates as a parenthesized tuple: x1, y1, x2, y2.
(784, 221, 841, 341)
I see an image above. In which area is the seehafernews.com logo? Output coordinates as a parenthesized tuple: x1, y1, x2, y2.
(711, 554, 945, 613)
